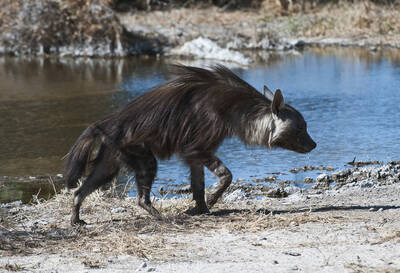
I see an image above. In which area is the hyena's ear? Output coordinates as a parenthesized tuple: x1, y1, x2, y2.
(263, 85, 274, 101)
(272, 89, 285, 116)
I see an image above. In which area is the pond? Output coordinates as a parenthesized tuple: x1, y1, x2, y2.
(1, 47, 400, 203)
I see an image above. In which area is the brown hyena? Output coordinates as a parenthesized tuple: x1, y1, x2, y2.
(65, 65, 316, 225)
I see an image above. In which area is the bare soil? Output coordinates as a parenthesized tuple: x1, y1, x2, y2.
(1, 181, 399, 272)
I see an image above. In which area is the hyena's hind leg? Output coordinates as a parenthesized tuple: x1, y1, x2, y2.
(203, 155, 232, 208)
(125, 145, 160, 218)
(71, 146, 120, 225)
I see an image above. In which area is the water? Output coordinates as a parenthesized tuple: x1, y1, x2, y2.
(1, 48, 400, 202)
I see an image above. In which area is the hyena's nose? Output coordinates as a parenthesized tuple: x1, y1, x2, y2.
(303, 136, 316, 153)
(310, 139, 317, 150)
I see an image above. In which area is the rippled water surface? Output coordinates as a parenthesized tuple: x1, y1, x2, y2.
(1, 48, 400, 202)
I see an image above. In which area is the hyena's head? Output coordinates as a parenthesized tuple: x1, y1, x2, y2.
(264, 86, 316, 154)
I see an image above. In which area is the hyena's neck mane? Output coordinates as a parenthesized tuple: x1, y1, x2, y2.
(169, 65, 274, 147)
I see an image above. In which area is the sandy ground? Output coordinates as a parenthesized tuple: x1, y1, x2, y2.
(1, 178, 400, 272)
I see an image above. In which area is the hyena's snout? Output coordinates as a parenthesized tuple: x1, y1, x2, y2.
(296, 131, 316, 153)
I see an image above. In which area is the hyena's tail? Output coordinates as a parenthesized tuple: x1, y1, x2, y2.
(64, 123, 102, 189)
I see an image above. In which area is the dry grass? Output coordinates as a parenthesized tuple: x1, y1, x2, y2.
(126, 0, 400, 47)
(287, 1, 400, 39)
(0, 187, 359, 261)
(371, 231, 400, 245)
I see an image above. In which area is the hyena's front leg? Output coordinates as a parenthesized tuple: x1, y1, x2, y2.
(203, 156, 232, 208)
(185, 164, 210, 215)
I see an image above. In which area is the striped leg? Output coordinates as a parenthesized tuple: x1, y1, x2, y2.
(203, 156, 232, 208)
(71, 146, 119, 225)
(125, 145, 160, 218)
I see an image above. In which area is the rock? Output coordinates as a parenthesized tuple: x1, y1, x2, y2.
(111, 207, 127, 213)
(316, 173, 330, 182)
(1, 200, 22, 208)
(303, 177, 314, 184)
(359, 180, 374, 188)
(135, 262, 147, 272)
(169, 37, 252, 65)
(264, 176, 276, 182)
(266, 188, 288, 198)
(313, 174, 332, 190)
(283, 251, 301, 256)
(331, 169, 352, 181)
(224, 188, 248, 201)
(158, 186, 165, 194)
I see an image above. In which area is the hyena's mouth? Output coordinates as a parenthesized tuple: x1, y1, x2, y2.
(281, 141, 316, 154)
(296, 142, 317, 154)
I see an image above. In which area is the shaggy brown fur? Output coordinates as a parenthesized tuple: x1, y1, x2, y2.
(65, 65, 316, 225)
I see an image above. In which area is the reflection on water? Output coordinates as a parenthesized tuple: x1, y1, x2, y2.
(0, 57, 166, 175)
(1, 48, 400, 202)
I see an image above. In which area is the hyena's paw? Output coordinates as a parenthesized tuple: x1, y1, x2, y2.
(138, 201, 163, 220)
(206, 194, 219, 209)
(184, 205, 210, 216)
(71, 218, 87, 226)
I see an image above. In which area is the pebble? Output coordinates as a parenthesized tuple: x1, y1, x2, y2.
(135, 262, 147, 272)
(316, 173, 329, 182)
(224, 188, 248, 201)
(1, 200, 22, 208)
(360, 181, 374, 188)
(111, 207, 127, 213)
(283, 251, 301, 256)
(303, 177, 314, 184)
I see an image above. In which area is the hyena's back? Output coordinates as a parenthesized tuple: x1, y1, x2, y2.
(105, 65, 266, 159)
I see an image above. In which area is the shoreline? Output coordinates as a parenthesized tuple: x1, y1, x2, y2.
(1, 160, 399, 203)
